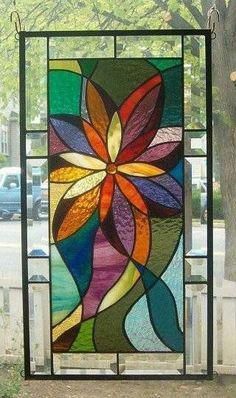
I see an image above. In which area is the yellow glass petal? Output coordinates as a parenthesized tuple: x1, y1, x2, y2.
(60, 153, 106, 170)
(107, 112, 122, 162)
(50, 167, 92, 183)
(49, 60, 81, 74)
(64, 171, 106, 199)
(98, 261, 140, 312)
(118, 162, 165, 177)
(52, 305, 82, 342)
(50, 182, 72, 243)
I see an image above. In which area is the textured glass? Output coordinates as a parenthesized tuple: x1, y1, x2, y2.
(26, 132, 47, 156)
(27, 159, 49, 256)
(185, 284, 207, 374)
(21, 33, 212, 379)
(49, 58, 184, 354)
(184, 36, 206, 129)
(49, 37, 114, 59)
(184, 131, 206, 156)
(185, 258, 207, 282)
(185, 157, 207, 256)
(29, 284, 51, 374)
(26, 38, 47, 130)
(53, 353, 117, 375)
(119, 353, 183, 375)
(117, 36, 182, 57)
(28, 258, 49, 282)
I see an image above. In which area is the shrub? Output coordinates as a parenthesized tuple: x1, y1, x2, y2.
(191, 189, 224, 220)
(0, 362, 22, 398)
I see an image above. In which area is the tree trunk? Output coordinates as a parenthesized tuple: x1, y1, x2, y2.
(164, 1, 236, 280)
(214, 120, 236, 280)
(213, 13, 236, 280)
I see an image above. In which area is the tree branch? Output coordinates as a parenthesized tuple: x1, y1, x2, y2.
(154, 0, 194, 29)
(91, 1, 104, 30)
(182, 0, 205, 28)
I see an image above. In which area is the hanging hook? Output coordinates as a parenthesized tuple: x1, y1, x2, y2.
(10, 10, 23, 40)
(207, 4, 220, 40)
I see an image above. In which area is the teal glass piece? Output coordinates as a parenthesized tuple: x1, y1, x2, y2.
(49, 70, 82, 115)
(51, 244, 80, 326)
(161, 65, 182, 127)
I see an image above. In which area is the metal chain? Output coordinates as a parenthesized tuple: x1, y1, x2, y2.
(207, 4, 220, 40)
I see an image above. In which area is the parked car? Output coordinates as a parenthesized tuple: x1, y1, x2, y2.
(0, 167, 48, 220)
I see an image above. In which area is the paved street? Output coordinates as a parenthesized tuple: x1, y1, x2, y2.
(0, 219, 225, 284)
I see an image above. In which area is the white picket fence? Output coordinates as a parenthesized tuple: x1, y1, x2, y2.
(0, 278, 236, 375)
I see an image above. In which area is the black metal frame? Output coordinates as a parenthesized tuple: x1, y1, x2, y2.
(20, 29, 213, 380)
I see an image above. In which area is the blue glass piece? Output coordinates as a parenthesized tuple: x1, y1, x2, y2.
(125, 294, 171, 351)
(169, 160, 183, 185)
(128, 176, 181, 209)
(56, 211, 99, 296)
(161, 236, 183, 330)
(50, 117, 95, 155)
(29, 249, 47, 256)
(134, 263, 183, 352)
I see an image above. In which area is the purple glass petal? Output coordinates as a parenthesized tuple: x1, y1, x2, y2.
(82, 228, 128, 320)
(151, 174, 182, 204)
(128, 176, 181, 210)
(136, 142, 179, 162)
(50, 117, 95, 155)
(150, 127, 182, 146)
(112, 185, 135, 256)
(50, 124, 69, 155)
(121, 85, 161, 149)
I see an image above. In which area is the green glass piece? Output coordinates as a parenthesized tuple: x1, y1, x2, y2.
(79, 59, 98, 77)
(49, 70, 82, 115)
(147, 216, 183, 277)
(70, 318, 95, 352)
(91, 59, 158, 106)
(148, 58, 182, 71)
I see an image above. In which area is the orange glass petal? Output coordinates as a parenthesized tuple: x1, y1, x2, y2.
(99, 175, 114, 222)
(50, 167, 92, 183)
(82, 120, 109, 162)
(86, 81, 109, 141)
(57, 186, 100, 241)
(132, 207, 151, 265)
(115, 174, 147, 215)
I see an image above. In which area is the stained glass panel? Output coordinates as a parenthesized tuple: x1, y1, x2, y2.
(49, 57, 184, 354)
(20, 31, 212, 379)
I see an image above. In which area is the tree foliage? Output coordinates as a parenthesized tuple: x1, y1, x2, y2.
(0, 0, 200, 111)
